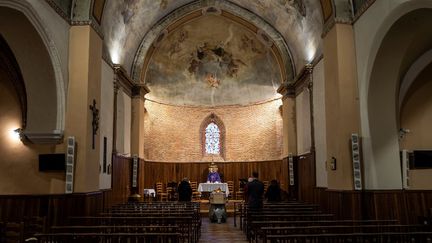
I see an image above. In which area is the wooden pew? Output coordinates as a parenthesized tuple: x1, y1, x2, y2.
(32, 232, 181, 243)
(260, 224, 431, 242)
(265, 232, 432, 243)
(66, 216, 195, 243)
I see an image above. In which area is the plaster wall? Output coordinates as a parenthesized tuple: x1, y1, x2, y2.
(0, 69, 64, 194)
(295, 90, 311, 155)
(99, 60, 114, 189)
(354, 0, 432, 189)
(116, 90, 131, 156)
(312, 59, 328, 187)
(399, 64, 432, 190)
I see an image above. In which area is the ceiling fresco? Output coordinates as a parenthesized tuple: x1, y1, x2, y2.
(145, 14, 282, 106)
(101, 0, 191, 69)
(101, 0, 323, 78)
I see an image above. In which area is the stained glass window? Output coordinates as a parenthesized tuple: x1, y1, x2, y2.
(205, 122, 220, 154)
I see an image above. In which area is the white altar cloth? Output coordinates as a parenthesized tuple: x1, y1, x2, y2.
(198, 183, 229, 197)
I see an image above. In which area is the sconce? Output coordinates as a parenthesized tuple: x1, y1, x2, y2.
(12, 128, 23, 141)
(399, 128, 410, 140)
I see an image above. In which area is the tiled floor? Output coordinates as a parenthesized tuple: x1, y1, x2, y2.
(199, 216, 248, 243)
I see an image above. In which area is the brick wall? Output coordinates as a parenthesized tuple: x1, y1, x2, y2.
(144, 99, 283, 162)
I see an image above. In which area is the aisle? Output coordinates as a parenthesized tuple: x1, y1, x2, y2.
(199, 216, 248, 242)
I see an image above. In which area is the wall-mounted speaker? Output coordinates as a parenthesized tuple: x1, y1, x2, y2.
(351, 133, 362, 190)
(65, 136, 76, 194)
(288, 155, 294, 186)
(401, 149, 410, 189)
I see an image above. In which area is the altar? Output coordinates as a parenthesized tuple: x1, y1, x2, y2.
(198, 183, 229, 197)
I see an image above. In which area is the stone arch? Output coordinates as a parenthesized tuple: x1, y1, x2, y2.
(364, 1, 432, 189)
(0, 0, 65, 140)
(131, 0, 295, 84)
(200, 113, 226, 160)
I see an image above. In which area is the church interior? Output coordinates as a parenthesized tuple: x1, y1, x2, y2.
(1, 0, 432, 242)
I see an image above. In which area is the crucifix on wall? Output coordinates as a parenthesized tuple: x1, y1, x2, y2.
(89, 99, 99, 149)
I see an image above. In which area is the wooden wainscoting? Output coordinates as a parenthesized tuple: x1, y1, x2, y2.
(142, 160, 288, 192)
(0, 192, 104, 226)
(0, 154, 133, 226)
(294, 152, 432, 224)
(310, 188, 432, 224)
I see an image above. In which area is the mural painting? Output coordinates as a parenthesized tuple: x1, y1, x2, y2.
(145, 15, 282, 106)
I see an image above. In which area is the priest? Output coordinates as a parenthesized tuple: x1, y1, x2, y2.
(207, 163, 221, 183)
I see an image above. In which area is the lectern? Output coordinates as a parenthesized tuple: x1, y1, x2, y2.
(209, 190, 227, 223)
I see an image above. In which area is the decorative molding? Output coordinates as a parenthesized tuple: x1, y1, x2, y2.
(114, 65, 149, 99)
(352, 0, 376, 24)
(22, 130, 64, 144)
(44, 0, 71, 23)
(114, 65, 134, 97)
(321, 17, 336, 38)
(131, 84, 150, 99)
(278, 64, 313, 98)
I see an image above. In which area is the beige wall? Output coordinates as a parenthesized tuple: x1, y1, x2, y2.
(0, 7, 58, 133)
(324, 24, 359, 190)
(0, 69, 64, 194)
(312, 59, 328, 187)
(400, 64, 432, 189)
(296, 90, 311, 155)
(99, 60, 114, 189)
(143, 99, 283, 162)
(354, 0, 432, 189)
(116, 90, 131, 156)
(65, 26, 101, 193)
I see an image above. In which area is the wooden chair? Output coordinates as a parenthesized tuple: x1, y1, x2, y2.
(156, 182, 168, 201)
(190, 181, 201, 201)
(263, 180, 269, 192)
(226, 180, 234, 199)
(236, 181, 245, 200)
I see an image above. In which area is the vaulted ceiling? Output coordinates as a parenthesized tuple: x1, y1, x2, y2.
(95, 0, 325, 106)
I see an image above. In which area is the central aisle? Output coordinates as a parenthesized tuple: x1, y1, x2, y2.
(199, 216, 248, 242)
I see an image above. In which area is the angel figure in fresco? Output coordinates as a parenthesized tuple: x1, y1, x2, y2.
(205, 73, 220, 88)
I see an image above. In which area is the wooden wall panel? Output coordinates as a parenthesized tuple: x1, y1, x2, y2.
(103, 155, 131, 207)
(297, 152, 315, 202)
(142, 160, 288, 193)
(307, 188, 432, 224)
(0, 192, 104, 226)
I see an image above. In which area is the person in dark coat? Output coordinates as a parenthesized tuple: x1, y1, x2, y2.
(265, 179, 282, 202)
(178, 177, 192, 201)
(245, 171, 265, 210)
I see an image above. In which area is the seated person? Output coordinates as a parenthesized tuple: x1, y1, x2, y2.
(265, 179, 282, 202)
(178, 177, 192, 201)
(207, 163, 221, 183)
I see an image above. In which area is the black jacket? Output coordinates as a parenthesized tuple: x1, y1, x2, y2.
(178, 181, 192, 201)
(245, 179, 264, 209)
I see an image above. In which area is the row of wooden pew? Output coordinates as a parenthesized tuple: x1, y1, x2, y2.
(19, 201, 201, 243)
(0, 217, 46, 243)
(237, 201, 432, 243)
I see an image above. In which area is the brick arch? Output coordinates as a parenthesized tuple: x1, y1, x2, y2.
(200, 113, 226, 160)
